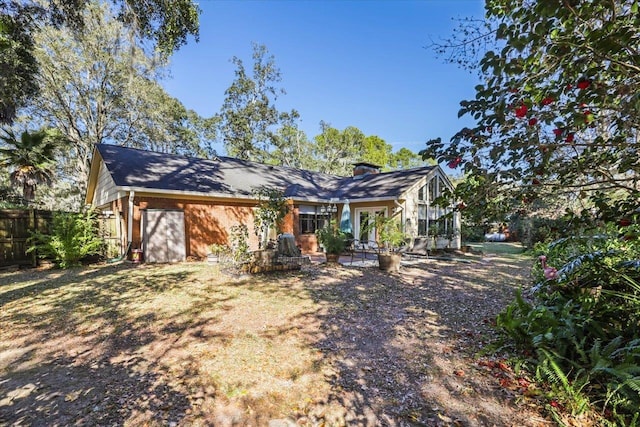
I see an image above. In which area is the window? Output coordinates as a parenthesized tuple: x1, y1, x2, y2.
(298, 205, 327, 234)
(416, 175, 456, 237)
(418, 184, 426, 201)
(429, 177, 438, 203)
(299, 214, 316, 234)
(418, 205, 428, 236)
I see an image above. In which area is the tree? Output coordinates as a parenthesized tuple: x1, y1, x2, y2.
(121, 78, 213, 157)
(361, 135, 393, 169)
(0, 3, 39, 124)
(313, 122, 364, 175)
(219, 43, 287, 162)
(422, 0, 640, 224)
(252, 186, 289, 248)
(391, 147, 428, 170)
(0, 128, 62, 201)
(23, 1, 208, 208)
(269, 110, 316, 169)
(0, 0, 199, 125)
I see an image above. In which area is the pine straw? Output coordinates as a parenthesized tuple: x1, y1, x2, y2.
(0, 252, 551, 426)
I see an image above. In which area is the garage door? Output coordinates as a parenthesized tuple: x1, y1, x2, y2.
(143, 209, 186, 263)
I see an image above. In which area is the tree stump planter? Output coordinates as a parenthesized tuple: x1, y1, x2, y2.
(378, 253, 401, 272)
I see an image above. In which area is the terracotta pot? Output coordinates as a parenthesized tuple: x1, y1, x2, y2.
(378, 253, 401, 272)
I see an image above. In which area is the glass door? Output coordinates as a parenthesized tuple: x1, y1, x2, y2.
(354, 207, 387, 246)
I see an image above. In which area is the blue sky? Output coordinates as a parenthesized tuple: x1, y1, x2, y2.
(162, 0, 485, 158)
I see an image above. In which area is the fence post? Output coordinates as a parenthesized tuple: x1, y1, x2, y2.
(30, 209, 36, 267)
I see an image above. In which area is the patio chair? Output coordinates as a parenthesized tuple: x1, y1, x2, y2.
(405, 237, 430, 258)
(350, 239, 380, 264)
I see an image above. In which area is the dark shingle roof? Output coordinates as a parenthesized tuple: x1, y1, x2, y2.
(95, 144, 434, 202)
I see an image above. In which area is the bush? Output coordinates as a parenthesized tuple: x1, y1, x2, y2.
(461, 224, 485, 242)
(229, 224, 251, 265)
(496, 222, 640, 424)
(510, 214, 568, 248)
(27, 208, 105, 268)
(316, 222, 347, 255)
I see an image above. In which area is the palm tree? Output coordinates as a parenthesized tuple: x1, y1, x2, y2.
(0, 128, 59, 202)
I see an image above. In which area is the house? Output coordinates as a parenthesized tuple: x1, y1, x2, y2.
(85, 144, 461, 262)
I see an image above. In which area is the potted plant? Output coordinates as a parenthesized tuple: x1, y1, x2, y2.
(374, 216, 407, 272)
(428, 223, 442, 250)
(316, 221, 347, 264)
(444, 227, 461, 250)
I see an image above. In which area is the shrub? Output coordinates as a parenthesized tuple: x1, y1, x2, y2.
(461, 224, 485, 243)
(316, 221, 347, 255)
(229, 224, 251, 265)
(27, 208, 105, 268)
(496, 222, 640, 424)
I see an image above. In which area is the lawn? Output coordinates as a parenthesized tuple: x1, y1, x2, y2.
(0, 252, 548, 426)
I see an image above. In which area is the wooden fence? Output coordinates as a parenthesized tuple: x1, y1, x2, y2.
(0, 209, 119, 267)
(0, 209, 52, 267)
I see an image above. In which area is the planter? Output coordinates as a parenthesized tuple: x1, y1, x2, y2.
(253, 249, 277, 266)
(378, 253, 401, 272)
(325, 253, 340, 264)
(131, 249, 144, 263)
(435, 237, 450, 249)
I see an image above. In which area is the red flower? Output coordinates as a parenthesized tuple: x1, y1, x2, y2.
(457, 202, 467, 211)
(515, 104, 528, 118)
(528, 117, 538, 126)
(447, 156, 462, 168)
(565, 132, 575, 143)
(553, 128, 563, 137)
(577, 79, 591, 90)
(532, 178, 541, 185)
(541, 97, 554, 106)
(566, 83, 573, 90)
(619, 218, 632, 227)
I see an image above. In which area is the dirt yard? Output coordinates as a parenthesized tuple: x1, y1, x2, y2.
(0, 250, 551, 426)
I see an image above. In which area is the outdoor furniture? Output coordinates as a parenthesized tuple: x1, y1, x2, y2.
(350, 239, 380, 264)
(404, 237, 430, 258)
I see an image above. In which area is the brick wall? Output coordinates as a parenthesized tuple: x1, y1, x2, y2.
(118, 196, 306, 258)
(130, 197, 258, 258)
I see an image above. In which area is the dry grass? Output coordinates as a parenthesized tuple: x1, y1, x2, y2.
(0, 253, 550, 426)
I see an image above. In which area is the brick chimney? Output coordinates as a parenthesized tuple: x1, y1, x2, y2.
(352, 162, 381, 178)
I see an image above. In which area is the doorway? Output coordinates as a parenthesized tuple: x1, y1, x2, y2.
(142, 209, 186, 263)
(354, 207, 387, 244)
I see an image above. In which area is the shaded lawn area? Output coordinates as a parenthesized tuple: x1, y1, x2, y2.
(0, 252, 548, 426)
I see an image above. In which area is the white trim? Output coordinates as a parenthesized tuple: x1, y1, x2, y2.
(297, 205, 318, 214)
(127, 191, 134, 244)
(353, 206, 388, 243)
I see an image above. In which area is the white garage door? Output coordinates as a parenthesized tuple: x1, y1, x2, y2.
(143, 209, 186, 263)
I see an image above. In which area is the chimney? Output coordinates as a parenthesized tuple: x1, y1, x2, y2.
(352, 162, 381, 179)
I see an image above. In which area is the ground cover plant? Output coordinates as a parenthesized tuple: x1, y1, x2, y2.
(1, 251, 550, 426)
